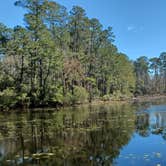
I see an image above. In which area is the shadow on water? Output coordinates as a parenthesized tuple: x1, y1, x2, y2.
(0, 99, 165, 165)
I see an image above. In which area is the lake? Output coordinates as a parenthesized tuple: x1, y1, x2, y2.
(0, 99, 166, 166)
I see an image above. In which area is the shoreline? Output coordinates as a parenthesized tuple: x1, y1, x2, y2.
(1, 95, 166, 112)
(64, 94, 166, 109)
(132, 95, 166, 102)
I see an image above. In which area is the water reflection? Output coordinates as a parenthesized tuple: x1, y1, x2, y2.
(0, 102, 165, 165)
(0, 104, 136, 165)
(136, 105, 166, 139)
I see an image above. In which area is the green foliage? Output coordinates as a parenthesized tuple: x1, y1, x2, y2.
(73, 86, 89, 104)
(110, 90, 123, 100)
(48, 85, 64, 104)
(110, 90, 133, 101)
(63, 86, 88, 105)
(134, 56, 150, 95)
(0, 88, 18, 109)
(2, 0, 165, 109)
(17, 92, 30, 108)
(102, 94, 110, 101)
(63, 92, 74, 105)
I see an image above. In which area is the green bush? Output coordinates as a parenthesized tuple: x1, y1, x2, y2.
(110, 90, 133, 101)
(17, 92, 30, 108)
(63, 86, 88, 105)
(63, 92, 73, 105)
(0, 88, 18, 109)
(51, 92, 64, 104)
(49, 86, 64, 104)
(102, 94, 110, 101)
(73, 86, 89, 104)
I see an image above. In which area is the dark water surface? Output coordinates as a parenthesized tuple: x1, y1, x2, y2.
(0, 99, 166, 166)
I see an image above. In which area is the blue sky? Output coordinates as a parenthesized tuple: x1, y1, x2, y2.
(0, 0, 166, 60)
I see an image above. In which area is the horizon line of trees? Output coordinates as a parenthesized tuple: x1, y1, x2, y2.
(134, 54, 166, 96)
(0, 0, 165, 109)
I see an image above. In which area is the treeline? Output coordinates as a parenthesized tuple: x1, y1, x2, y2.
(134, 55, 166, 95)
(0, 0, 165, 109)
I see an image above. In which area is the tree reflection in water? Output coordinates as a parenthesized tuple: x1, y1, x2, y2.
(0, 104, 136, 165)
(136, 104, 166, 140)
(0, 102, 166, 165)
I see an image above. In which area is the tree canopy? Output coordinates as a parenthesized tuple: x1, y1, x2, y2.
(0, 0, 165, 109)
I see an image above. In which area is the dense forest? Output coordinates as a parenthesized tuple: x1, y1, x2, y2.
(0, 0, 165, 109)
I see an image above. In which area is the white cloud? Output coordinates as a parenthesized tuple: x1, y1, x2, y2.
(127, 26, 135, 31)
(127, 25, 144, 32)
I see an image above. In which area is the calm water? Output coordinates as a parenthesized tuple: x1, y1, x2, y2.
(0, 100, 166, 166)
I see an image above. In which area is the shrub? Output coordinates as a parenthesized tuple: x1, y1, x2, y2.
(49, 86, 64, 104)
(17, 92, 30, 108)
(110, 90, 123, 100)
(63, 86, 88, 105)
(110, 90, 133, 101)
(73, 86, 89, 104)
(0, 88, 18, 109)
(102, 94, 110, 101)
(63, 92, 73, 105)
